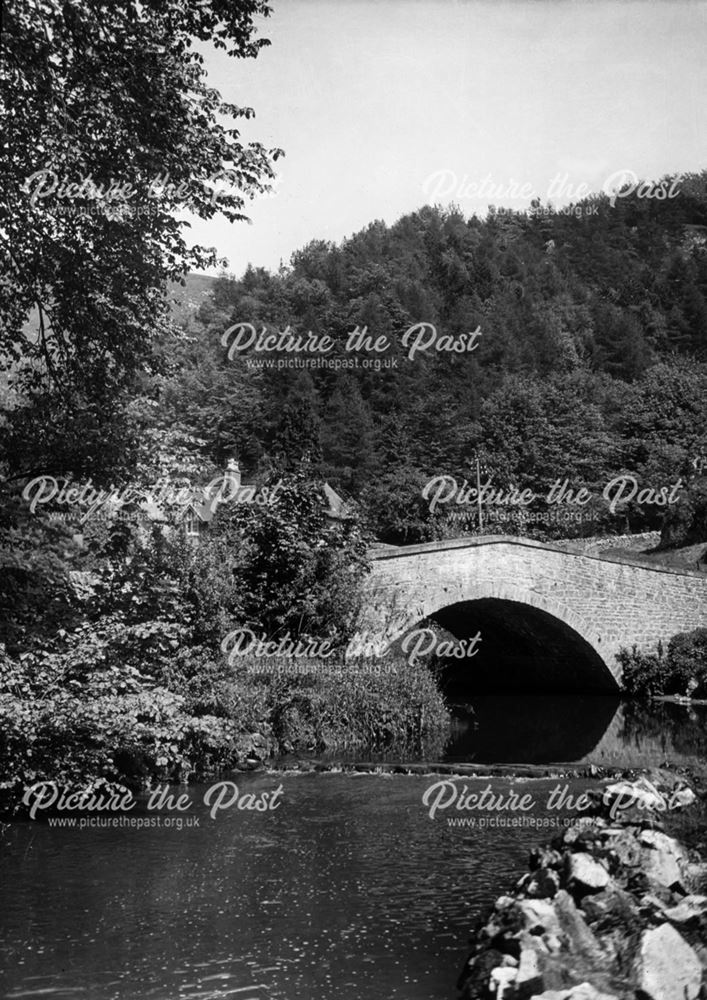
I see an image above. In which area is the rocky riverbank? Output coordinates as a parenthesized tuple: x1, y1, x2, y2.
(456, 770, 707, 1000)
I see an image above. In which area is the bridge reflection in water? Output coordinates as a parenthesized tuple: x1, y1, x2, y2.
(443, 696, 707, 770)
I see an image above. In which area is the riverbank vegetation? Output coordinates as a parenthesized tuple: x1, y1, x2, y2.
(0, 644, 448, 816)
(618, 627, 707, 698)
(0, 471, 449, 814)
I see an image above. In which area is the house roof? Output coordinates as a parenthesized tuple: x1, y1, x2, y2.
(323, 482, 352, 520)
(110, 478, 351, 524)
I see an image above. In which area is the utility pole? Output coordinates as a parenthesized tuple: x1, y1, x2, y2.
(472, 452, 485, 531)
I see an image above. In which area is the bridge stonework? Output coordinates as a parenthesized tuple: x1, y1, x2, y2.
(364, 536, 707, 689)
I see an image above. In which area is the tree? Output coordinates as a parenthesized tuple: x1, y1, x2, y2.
(1, 0, 282, 476)
(0, 1, 283, 639)
(270, 374, 323, 471)
(320, 378, 375, 491)
(216, 472, 369, 645)
(659, 473, 707, 551)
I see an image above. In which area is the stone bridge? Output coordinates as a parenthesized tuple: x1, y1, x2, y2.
(363, 536, 707, 693)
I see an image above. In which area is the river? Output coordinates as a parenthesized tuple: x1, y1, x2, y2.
(2, 697, 706, 1000)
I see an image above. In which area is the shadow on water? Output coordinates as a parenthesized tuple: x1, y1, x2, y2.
(305, 695, 707, 770)
(442, 696, 707, 769)
(443, 695, 620, 764)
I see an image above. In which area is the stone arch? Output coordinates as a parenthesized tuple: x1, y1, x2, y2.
(383, 580, 621, 693)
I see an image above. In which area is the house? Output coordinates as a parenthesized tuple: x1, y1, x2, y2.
(135, 459, 352, 540)
(136, 457, 243, 539)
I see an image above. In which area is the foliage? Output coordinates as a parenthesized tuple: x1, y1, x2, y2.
(0, 648, 251, 812)
(617, 644, 671, 699)
(659, 474, 707, 551)
(0, 466, 386, 813)
(360, 465, 437, 544)
(152, 182, 707, 544)
(0, 486, 85, 655)
(216, 470, 370, 644)
(666, 628, 707, 696)
(1, 0, 281, 479)
(255, 658, 449, 755)
(0, 642, 450, 814)
(618, 628, 707, 698)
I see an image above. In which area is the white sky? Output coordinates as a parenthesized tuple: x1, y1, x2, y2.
(184, 0, 707, 276)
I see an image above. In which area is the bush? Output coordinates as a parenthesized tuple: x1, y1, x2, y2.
(242, 657, 449, 755)
(0, 650, 257, 815)
(666, 628, 707, 697)
(217, 472, 369, 643)
(658, 476, 707, 550)
(616, 644, 670, 698)
(0, 471, 446, 815)
(0, 641, 451, 814)
(617, 628, 707, 698)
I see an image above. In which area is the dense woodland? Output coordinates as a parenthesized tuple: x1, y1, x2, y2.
(5, 177, 707, 599)
(153, 179, 707, 544)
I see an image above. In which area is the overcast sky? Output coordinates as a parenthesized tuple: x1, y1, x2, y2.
(185, 0, 707, 276)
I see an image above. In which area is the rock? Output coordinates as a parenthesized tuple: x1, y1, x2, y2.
(643, 851, 684, 892)
(563, 985, 618, 1000)
(530, 847, 564, 871)
(670, 786, 697, 809)
(241, 757, 263, 770)
(526, 986, 618, 1000)
(600, 826, 643, 868)
(639, 828, 687, 859)
(687, 859, 707, 885)
(580, 884, 639, 930)
(633, 923, 703, 1000)
(566, 853, 611, 895)
(516, 899, 562, 938)
(479, 917, 504, 943)
(457, 775, 703, 1000)
(553, 890, 605, 965)
(544, 933, 563, 956)
(561, 818, 605, 850)
(662, 894, 707, 928)
(562, 824, 586, 847)
(517, 868, 560, 900)
(489, 965, 518, 998)
(601, 777, 665, 821)
(639, 829, 689, 892)
(516, 947, 544, 994)
(638, 892, 667, 915)
(460, 947, 505, 997)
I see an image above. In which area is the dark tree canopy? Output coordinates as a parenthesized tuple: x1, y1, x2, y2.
(151, 178, 707, 541)
(1, 0, 282, 476)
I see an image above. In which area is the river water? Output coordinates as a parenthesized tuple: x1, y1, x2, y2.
(2, 697, 706, 1000)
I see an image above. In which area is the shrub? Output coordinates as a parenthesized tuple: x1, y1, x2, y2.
(239, 656, 450, 755)
(666, 627, 707, 697)
(216, 472, 370, 644)
(617, 628, 707, 698)
(617, 643, 670, 698)
(658, 476, 707, 550)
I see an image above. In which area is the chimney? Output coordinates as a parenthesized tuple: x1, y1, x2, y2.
(224, 457, 242, 499)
